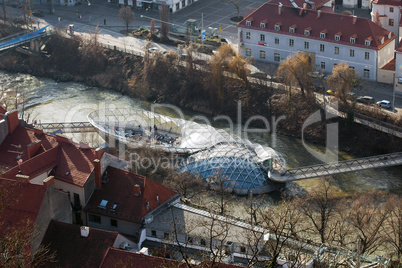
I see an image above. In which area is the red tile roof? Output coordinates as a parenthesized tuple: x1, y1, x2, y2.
(53, 140, 96, 187)
(372, 0, 402, 6)
(238, 3, 396, 50)
(1, 146, 58, 179)
(41, 220, 119, 268)
(84, 167, 178, 223)
(100, 248, 185, 268)
(381, 58, 396, 70)
(0, 126, 57, 169)
(0, 178, 47, 234)
(268, 0, 332, 10)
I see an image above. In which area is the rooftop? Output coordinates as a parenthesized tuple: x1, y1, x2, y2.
(41, 220, 119, 268)
(238, 3, 396, 50)
(268, 0, 332, 10)
(84, 166, 178, 223)
(371, 0, 402, 6)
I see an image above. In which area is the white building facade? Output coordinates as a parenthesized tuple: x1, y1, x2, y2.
(238, 3, 396, 82)
(371, 0, 401, 47)
(108, 0, 196, 13)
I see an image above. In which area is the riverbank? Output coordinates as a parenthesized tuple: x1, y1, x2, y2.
(0, 30, 401, 157)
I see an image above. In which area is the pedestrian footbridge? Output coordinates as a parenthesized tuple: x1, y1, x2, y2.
(269, 152, 402, 182)
(0, 25, 52, 52)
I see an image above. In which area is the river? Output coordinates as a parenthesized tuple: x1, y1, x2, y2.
(1, 70, 401, 195)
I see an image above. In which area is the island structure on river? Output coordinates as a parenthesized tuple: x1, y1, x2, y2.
(88, 108, 287, 195)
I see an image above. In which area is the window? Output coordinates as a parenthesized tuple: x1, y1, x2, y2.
(164, 232, 170, 239)
(275, 24, 280, 31)
(260, 50, 266, 59)
(240, 246, 246, 253)
(89, 214, 101, 224)
(289, 27, 295, 33)
(246, 48, 251, 56)
(350, 37, 355, 44)
(99, 199, 108, 209)
(200, 239, 206, 246)
(187, 236, 193, 244)
(274, 53, 280, 62)
(110, 219, 117, 227)
(363, 69, 370, 78)
(260, 22, 265, 28)
(260, 34, 265, 42)
(275, 38, 279, 44)
(176, 2, 179, 10)
(365, 52, 369, 60)
(320, 62, 325, 70)
(350, 49, 354, 57)
(389, 19, 394, 26)
(365, 40, 371, 46)
(151, 230, 157, 237)
(304, 41, 309, 49)
(246, 20, 251, 26)
(304, 29, 310, 36)
(335, 35, 341, 41)
(181, 0, 185, 7)
(320, 32, 326, 39)
(289, 39, 294, 47)
(390, 7, 394, 12)
(320, 44, 325, 52)
(246, 32, 250, 39)
(334, 47, 339, 55)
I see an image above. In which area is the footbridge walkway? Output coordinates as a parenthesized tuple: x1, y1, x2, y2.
(270, 152, 402, 182)
(0, 25, 52, 52)
(35, 122, 95, 133)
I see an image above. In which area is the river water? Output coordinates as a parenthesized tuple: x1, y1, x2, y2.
(1, 71, 401, 195)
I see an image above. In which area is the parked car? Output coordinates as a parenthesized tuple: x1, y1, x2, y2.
(250, 71, 269, 80)
(326, 89, 337, 96)
(148, 47, 159, 53)
(32, 10, 44, 17)
(376, 100, 391, 109)
(357, 96, 376, 105)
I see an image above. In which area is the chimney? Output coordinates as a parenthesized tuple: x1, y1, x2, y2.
(317, 10, 321, 18)
(156, 195, 159, 204)
(27, 140, 42, 159)
(94, 159, 101, 188)
(95, 147, 104, 160)
(352, 15, 357, 24)
(33, 128, 43, 136)
(80, 226, 89, 238)
(5, 110, 19, 135)
(43, 176, 54, 187)
(278, 3, 283, 15)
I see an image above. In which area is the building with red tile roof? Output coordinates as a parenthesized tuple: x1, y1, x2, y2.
(40, 220, 136, 268)
(84, 166, 179, 239)
(237, 3, 396, 81)
(0, 176, 72, 254)
(371, 0, 401, 48)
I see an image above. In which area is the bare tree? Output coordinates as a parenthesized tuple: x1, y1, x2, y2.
(277, 52, 314, 97)
(46, 0, 53, 14)
(382, 195, 402, 264)
(1, 0, 7, 21)
(159, 3, 170, 42)
(295, 178, 338, 244)
(229, 0, 242, 20)
(149, 19, 156, 37)
(118, 6, 135, 32)
(374, 10, 382, 26)
(326, 62, 359, 103)
(164, 172, 204, 200)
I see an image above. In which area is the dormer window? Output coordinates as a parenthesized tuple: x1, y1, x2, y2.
(365, 39, 371, 46)
(260, 22, 266, 29)
(304, 29, 310, 36)
(350, 37, 356, 44)
(388, 32, 392, 39)
(246, 20, 251, 26)
(275, 24, 281, 31)
(289, 27, 295, 34)
(99, 199, 108, 209)
(320, 32, 326, 39)
(379, 37, 384, 44)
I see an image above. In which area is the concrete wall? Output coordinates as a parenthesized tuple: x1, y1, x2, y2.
(377, 68, 394, 84)
(372, 3, 400, 42)
(86, 212, 142, 237)
(32, 184, 72, 253)
(0, 119, 8, 146)
(84, 172, 96, 204)
(113, 234, 137, 250)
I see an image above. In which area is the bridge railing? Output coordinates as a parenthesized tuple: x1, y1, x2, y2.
(285, 152, 402, 176)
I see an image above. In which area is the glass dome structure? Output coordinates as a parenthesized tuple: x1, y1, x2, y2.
(88, 108, 286, 194)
